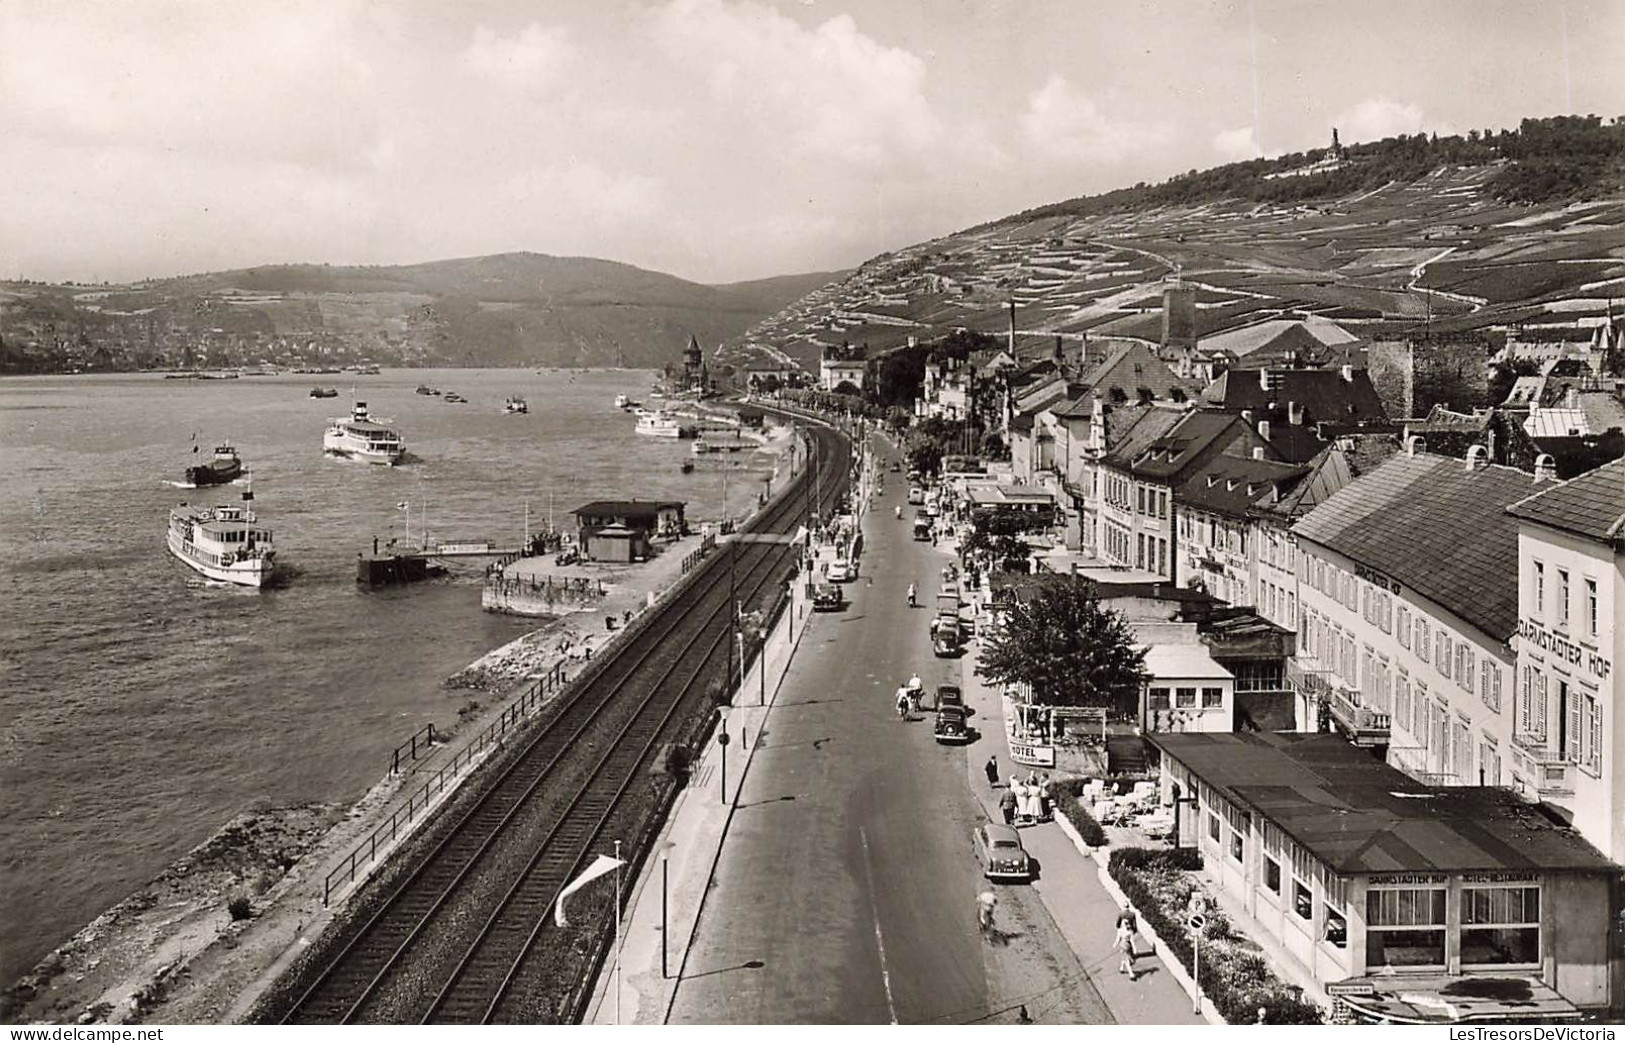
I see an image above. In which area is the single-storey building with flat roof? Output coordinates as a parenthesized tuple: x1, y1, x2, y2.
(572, 500, 686, 562)
(1151, 731, 1623, 1021)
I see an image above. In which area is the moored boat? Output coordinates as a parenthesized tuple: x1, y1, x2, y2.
(324, 402, 405, 464)
(415, 385, 439, 396)
(184, 443, 244, 487)
(504, 396, 528, 414)
(309, 386, 339, 398)
(634, 410, 682, 437)
(614, 394, 630, 409)
(167, 486, 276, 587)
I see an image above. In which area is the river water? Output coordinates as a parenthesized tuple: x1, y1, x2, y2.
(0, 369, 774, 984)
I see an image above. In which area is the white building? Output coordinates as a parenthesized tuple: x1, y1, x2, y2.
(1141, 633, 1236, 734)
(1506, 457, 1625, 864)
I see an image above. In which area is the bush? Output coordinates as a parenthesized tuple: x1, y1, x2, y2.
(1107, 847, 1323, 1025)
(1045, 779, 1107, 847)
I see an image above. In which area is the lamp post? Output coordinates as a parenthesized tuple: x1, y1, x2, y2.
(716, 708, 730, 805)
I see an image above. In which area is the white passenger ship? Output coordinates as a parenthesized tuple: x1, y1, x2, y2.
(634, 409, 683, 438)
(324, 402, 405, 464)
(167, 488, 276, 587)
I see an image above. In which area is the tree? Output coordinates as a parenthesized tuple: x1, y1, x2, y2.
(905, 433, 943, 476)
(976, 577, 1148, 713)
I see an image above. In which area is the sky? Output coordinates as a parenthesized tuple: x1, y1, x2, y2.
(2, 0, 1622, 285)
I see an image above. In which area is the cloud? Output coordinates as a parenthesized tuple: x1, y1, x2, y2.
(1329, 98, 1428, 144)
(461, 23, 572, 88)
(1020, 74, 1171, 165)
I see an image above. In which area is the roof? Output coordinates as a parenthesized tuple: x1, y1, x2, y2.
(1150, 733, 1614, 875)
(1072, 342, 1195, 404)
(1200, 366, 1389, 424)
(1177, 454, 1311, 520)
(1143, 643, 1233, 681)
(1198, 318, 1359, 361)
(1100, 406, 1186, 472)
(1524, 407, 1588, 439)
(573, 499, 686, 521)
(1291, 452, 1540, 641)
(1506, 456, 1625, 546)
(1124, 411, 1254, 480)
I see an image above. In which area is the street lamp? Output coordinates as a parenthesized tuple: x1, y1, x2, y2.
(716, 708, 730, 805)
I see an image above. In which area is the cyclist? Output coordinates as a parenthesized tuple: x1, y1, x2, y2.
(894, 505, 903, 520)
(895, 687, 911, 720)
(906, 582, 917, 607)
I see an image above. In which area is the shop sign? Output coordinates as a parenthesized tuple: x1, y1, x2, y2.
(1461, 872, 1538, 884)
(1368, 873, 1446, 886)
(1326, 982, 1376, 997)
(1009, 741, 1056, 767)
(1354, 564, 1400, 594)
(1518, 619, 1612, 682)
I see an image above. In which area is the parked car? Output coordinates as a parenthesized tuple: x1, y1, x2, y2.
(907, 486, 926, 505)
(935, 684, 963, 711)
(888, 461, 901, 472)
(826, 558, 855, 582)
(811, 583, 843, 611)
(912, 518, 933, 541)
(934, 705, 969, 744)
(974, 823, 1032, 881)
(932, 622, 962, 657)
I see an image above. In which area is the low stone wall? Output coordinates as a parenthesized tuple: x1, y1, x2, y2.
(482, 573, 605, 617)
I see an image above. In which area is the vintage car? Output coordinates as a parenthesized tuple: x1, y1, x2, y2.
(933, 705, 969, 744)
(912, 518, 933, 541)
(811, 583, 844, 611)
(931, 618, 962, 657)
(888, 461, 901, 472)
(974, 823, 1032, 882)
(934, 684, 964, 711)
(907, 486, 926, 505)
(826, 558, 855, 582)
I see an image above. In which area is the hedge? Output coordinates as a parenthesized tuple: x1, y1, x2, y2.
(1044, 778, 1107, 847)
(1107, 847, 1324, 1025)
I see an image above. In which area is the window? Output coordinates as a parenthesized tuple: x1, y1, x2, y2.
(1366, 887, 1447, 967)
(1534, 561, 1545, 614)
(1398, 606, 1411, 649)
(1416, 619, 1430, 663)
(1263, 856, 1282, 894)
(1229, 831, 1243, 862)
(1137, 486, 1146, 514)
(1176, 686, 1197, 708)
(1412, 682, 1429, 748)
(1461, 886, 1541, 966)
(1480, 741, 1502, 786)
(1148, 687, 1170, 710)
(1324, 904, 1348, 949)
(1557, 569, 1570, 627)
(1396, 674, 1413, 735)
(1201, 687, 1224, 708)
(1208, 812, 1221, 842)
(1586, 579, 1598, 637)
(1582, 691, 1601, 774)
(1437, 632, 1452, 679)
(1458, 645, 1474, 693)
(1293, 879, 1313, 920)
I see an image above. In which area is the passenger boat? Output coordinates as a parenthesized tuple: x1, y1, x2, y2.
(167, 486, 276, 587)
(309, 386, 339, 398)
(634, 410, 682, 437)
(504, 396, 529, 414)
(614, 394, 630, 409)
(184, 443, 244, 487)
(324, 402, 405, 464)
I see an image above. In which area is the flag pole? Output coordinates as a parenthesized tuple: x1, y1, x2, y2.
(614, 839, 623, 1025)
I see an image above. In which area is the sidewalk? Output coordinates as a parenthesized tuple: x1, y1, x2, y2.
(955, 611, 1203, 1025)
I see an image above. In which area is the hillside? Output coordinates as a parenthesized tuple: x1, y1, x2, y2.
(0, 254, 845, 373)
(728, 116, 1625, 370)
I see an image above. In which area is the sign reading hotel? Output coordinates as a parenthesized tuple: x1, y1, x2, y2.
(1518, 618, 1612, 682)
(1009, 741, 1056, 767)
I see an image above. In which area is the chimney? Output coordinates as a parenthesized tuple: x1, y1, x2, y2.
(1341, 363, 1355, 382)
(1257, 419, 1272, 442)
(1288, 401, 1305, 426)
(1259, 368, 1272, 391)
(1241, 409, 1254, 424)
(1252, 446, 1267, 461)
(1008, 299, 1016, 355)
(1406, 434, 1426, 457)
(1465, 444, 1488, 471)
(1534, 454, 1558, 482)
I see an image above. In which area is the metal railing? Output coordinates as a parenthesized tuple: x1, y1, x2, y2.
(324, 662, 569, 906)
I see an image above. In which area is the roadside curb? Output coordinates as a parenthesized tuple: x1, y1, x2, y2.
(1094, 863, 1227, 1025)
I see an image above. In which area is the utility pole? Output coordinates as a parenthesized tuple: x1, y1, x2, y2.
(727, 543, 737, 688)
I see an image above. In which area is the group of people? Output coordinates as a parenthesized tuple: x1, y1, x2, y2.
(984, 758, 1050, 825)
(895, 672, 923, 719)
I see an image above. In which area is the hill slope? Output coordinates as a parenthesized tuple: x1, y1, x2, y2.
(729, 116, 1625, 370)
(0, 254, 845, 373)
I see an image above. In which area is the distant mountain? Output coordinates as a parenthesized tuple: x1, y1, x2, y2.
(0, 253, 847, 373)
(728, 115, 1625, 372)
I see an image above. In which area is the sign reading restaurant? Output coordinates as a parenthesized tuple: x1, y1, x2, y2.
(1518, 617, 1613, 682)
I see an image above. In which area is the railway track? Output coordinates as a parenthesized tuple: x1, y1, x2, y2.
(275, 418, 853, 1024)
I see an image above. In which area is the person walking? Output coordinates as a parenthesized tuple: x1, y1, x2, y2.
(998, 787, 1017, 826)
(976, 889, 998, 934)
(1115, 919, 1138, 980)
(984, 756, 1000, 787)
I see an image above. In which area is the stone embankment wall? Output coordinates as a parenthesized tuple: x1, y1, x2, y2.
(482, 573, 605, 617)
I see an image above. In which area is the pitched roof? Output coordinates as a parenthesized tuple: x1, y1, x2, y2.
(1201, 366, 1389, 423)
(573, 500, 686, 520)
(1128, 411, 1255, 480)
(1151, 733, 1613, 875)
(1177, 454, 1311, 520)
(1072, 342, 1195, 404)
(1197, 318, 1359, 361)
(1291, 452, 1542, 640)
(1506, 456, 1625, 547)
(1100, 406, 1187, 472)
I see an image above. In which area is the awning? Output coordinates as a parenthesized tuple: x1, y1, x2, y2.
(1330, 975, 1582, 1024)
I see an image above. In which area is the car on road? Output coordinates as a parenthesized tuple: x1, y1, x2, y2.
(975, 823, 1032, 882)
(933, 705, 969, 744)
(912, 518, 933, 541)
(935, 684, 963, 711)
(826, 558, 855, 582)
(907, 486, 926, 505)
(811, 583, 843, 611)
(888, 461, 901, 472)
(932, 620, 962, 657)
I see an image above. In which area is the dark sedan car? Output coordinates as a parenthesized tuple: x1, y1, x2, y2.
(935, 684, 963, 711)
(811, 583, 844, 611)
(934, 705, 969, 744)
(975, 823, 1032, 882)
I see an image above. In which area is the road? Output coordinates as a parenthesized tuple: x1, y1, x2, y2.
(668, 436, 1111, 1025)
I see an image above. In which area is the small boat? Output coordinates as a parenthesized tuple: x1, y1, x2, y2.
(614, 394, 630, 409)
(184, 443, 244, 487)
(167, 485, 276, 587)
(680, 461, 695, 473)
(324, 402, 405, 465)
(635, 410, 682, 437)
(309, 386, 339, 399)
(415, 385, 438, 396)
(691, 438, 710, 455)
(444, 392, 466, 404)
(504, 396, 529, 414)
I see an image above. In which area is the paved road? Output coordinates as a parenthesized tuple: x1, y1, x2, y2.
(669, 439, 1112, 1025)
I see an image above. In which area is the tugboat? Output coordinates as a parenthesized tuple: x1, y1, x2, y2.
(309, 386, 339, 398)
(504, 395, 529, 414)
(184, 442, 244, 487)
(167, 485, 276, 587)
(324, 402, 405, 464)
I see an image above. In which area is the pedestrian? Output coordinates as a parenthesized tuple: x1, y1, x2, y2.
(976, 890, 998, 933)
(984, 756, 1000, 788)
(999, 787, 1017, 826)
(1116, 920, 1138, 979)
